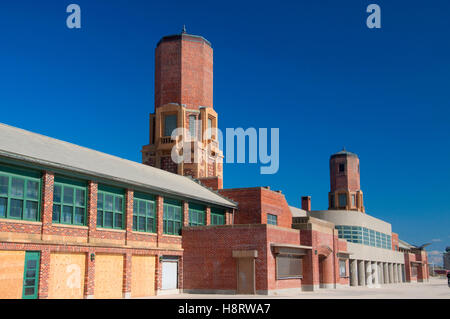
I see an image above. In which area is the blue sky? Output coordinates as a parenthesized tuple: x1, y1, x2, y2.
(1, 1, 449, 264)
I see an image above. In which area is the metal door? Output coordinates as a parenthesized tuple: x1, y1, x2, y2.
(162, 260, 178, 290)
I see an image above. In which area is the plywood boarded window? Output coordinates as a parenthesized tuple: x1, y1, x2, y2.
(94, 254, 124, 299)
(131, 256, 155, 297)
(276, 255, 302, 279)
(48, 253, 85, 299)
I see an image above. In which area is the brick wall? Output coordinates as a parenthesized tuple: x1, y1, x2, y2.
(219, 187, 292, 229)
(155, 34, 213, 110)
(0, 163, 233, 298)
(391, 232, 399, 251)
(183, 222, 346, 294)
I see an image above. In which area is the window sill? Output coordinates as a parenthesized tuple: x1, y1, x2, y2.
(132, 231, 157, 236)
(52, 223, 88, 230)
(97, 227, 126, 233)
(0, 218, 42, 225)
(277, 276, 303, 280)
(162, 234, 182, 238)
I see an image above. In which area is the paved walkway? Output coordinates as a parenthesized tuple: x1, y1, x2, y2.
(149, 278, 450, 299)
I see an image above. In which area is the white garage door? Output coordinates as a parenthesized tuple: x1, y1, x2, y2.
(161, 260, 178, 290)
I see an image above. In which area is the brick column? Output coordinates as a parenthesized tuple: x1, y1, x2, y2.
(183, 201, 189, 227)
(178, 255, 183, 291)
(38, 247, 50, 299)
(123, 253, 132, 298)
(125, 189, 134, 244)
(155, 254, 162, 294)
(206, 206, 211, 225)
(84, 249, 95, 299)
(156, 195, 164, 246)
(87, 181, 98, 242)
(41, 171, 54, 240)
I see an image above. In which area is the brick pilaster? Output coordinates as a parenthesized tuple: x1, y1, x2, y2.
(84, 249, 95, 298)
(87, 181, 98, 242)
(38, 247, 50, 299)
(206, 206, 211, 225)
(123, 253, 132, 298)
(178, 255, 183, 290)
(41, 171, 54, 239)
(155, 254, 162, 293)
(156, 195, 164, 246)
(183, 201, 189, 227)
(125, 189, 134, 244)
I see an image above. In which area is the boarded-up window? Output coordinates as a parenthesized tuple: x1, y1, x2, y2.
(276, 255, 302, 279)
(411, 265, 418, 277)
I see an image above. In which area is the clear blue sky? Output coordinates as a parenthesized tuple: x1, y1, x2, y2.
(1, 1, 449, 263)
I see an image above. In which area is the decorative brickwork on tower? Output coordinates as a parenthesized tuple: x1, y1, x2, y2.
(142, 29, 223, 189)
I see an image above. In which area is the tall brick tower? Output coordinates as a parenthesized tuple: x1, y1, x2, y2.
(328, 148, 365, 212)
(141, 27, 224, 190)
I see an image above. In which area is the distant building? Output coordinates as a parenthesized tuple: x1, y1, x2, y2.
(444, 247, 450, 270)
(308, 150, 429, 285)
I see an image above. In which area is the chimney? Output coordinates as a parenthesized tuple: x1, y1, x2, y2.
(301, 196, 311, 211)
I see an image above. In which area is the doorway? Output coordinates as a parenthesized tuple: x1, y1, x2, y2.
(161, 258, 178, 290)
(236, 257, 255, 294)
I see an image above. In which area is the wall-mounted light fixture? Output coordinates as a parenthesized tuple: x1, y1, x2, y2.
(90, 253, 95, 262)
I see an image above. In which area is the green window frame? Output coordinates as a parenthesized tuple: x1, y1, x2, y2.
(338, 193, 347, 207)
(188, 203, 205, 226)
(52, 176, 87, 226)
(97, 185, 125, 229)
(133, 192, 156, 233)
(210, 207, 225, 225)
(0, 165, 41, 222)
(22, 251, 40, 299)
(267, 214, 277, 225)
(164, 114, 177, 137)
(163, 198, 182, 235)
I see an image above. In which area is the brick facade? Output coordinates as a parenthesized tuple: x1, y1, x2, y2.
(219, 187, 292, 229)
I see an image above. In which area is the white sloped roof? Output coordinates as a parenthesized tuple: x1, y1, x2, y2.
(398, 239, 415, 250)
(289, 206, 307, 217)
(0, 123, 236, 208)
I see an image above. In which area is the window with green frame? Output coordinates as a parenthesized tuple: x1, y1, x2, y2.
(133, 192, 156, 233)
(163, 198, 182, 235)
(210, 207, 225, 225)
(267, 214, 277, 225)
(52, 176, 87, 225)
(0, 165, 41, 221)
(188, 203, 205, 226)
(97, 185, 124, 229)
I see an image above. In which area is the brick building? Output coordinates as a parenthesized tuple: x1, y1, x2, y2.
(0, 123, 236, 299)
(0, 29, 430, 298)
(182, 187, 350, 295)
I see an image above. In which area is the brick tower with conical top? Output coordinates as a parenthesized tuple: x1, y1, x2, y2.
(141, 27, 224, 190)
(328, 148, 365, 212)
